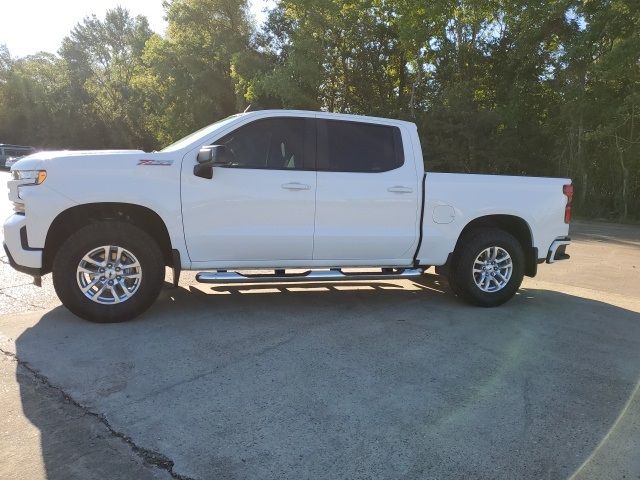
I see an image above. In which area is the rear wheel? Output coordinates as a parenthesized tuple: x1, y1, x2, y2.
(52, 221, 165, 322)
(448, 227, 524, 307)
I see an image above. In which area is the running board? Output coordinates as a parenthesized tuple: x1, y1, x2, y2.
(196, 268, 424, 284)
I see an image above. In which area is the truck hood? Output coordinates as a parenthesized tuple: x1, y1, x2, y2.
(10, 149, 146, 171)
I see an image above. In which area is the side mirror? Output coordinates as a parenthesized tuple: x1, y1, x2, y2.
(197, 146, 214, 164)
(194, 145, 232, 179)
(194, 162, 214, 179)
(197, 145, 232, 165)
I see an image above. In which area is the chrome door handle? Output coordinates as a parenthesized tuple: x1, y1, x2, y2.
(387, 186, 413, 193)
(281, 182, 311, 191)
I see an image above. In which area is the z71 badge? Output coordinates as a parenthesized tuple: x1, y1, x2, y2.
(138, 159, 173, 166)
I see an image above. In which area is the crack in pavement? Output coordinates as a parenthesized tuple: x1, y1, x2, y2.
(0, 289, 46, 312)
(127, 331, 299, 407)
(0, 347, 196, 480)
(0, 281, 38, 291)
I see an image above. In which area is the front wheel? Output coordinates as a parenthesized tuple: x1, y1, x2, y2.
(448, 228, 524, 307)
(52, 221, 165, 322)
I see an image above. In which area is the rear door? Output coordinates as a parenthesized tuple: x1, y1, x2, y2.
(313, 119, 421, 263)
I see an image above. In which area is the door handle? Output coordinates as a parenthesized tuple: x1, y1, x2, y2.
(387, 186, 413, 193)
(281, 182, 311, 191)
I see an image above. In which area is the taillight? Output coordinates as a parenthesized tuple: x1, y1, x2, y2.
(563, 184, 573, 224)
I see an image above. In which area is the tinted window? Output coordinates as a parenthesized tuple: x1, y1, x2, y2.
(318, 120, 404, 172)
(4, 148, 33, 157)
(215, 118, 313, 170)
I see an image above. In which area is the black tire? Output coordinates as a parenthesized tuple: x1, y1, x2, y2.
(52, 221, 165, 323)
(448, 227, 524, 307)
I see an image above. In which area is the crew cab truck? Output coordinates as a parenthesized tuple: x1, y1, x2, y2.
(4, 110, 572, 323)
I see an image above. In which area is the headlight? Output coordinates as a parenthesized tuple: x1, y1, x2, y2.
(12, 170, 47, 185)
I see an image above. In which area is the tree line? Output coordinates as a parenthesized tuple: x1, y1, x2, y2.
(0, 0, 638, 220)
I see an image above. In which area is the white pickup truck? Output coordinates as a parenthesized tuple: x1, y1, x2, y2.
(4, 110, 572, 322)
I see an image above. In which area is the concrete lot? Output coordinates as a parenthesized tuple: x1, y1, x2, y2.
(1, 170, 639, 480)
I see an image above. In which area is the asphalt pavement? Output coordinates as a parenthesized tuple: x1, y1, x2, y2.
(1, 170, 639, 480)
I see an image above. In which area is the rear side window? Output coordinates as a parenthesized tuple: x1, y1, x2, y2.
(317, 120, 404, 173)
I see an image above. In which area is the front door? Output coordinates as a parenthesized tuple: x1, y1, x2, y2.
(181, 117, 317, 264)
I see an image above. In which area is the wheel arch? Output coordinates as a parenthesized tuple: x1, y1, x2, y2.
(43, 203, 173, 274)
(453, 214, 538, 277)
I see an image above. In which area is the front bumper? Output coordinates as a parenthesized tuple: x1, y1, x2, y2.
(546, 237, 571, 263)
(2, 214, 43, 274)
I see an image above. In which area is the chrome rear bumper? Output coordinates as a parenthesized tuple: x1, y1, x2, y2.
(546, 237, 571, 263)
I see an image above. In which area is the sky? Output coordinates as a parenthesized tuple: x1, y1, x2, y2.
(0, 0, 274, 58)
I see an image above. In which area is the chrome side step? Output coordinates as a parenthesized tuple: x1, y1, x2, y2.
(196, 268, 424, 284)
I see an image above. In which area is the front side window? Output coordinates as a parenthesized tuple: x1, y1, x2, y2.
(161, 115, 240, 152)
(318, 120, 404, 173)
(215, 117, 313, 170)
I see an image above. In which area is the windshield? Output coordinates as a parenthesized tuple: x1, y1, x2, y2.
(160, 115, 241, 152)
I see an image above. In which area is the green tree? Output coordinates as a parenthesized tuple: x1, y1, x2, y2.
(1, 0, 638, 220)
(135, 0, 253, 146)
(0, 49, 74, 148)
(239, 0, 409, 115)
(59, 7, 154, 149)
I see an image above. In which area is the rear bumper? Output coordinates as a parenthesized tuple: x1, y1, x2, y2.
(546, 237, 571, 263)
(2, 214, 43, 274)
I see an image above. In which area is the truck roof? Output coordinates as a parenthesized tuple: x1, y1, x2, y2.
(242, 109, 417, 129)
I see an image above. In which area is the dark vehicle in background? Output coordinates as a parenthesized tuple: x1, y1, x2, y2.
(1, 144, 36, 169)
